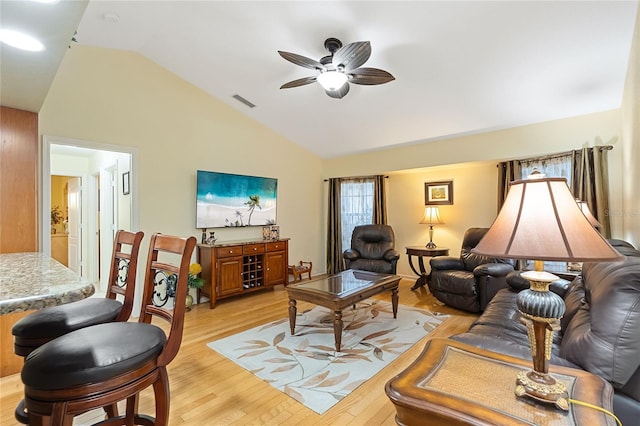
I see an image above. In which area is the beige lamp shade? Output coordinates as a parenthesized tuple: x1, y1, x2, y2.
(472, 177, 621, 262)
(419, 207, 444, 225)
(577, 200, 602, 229)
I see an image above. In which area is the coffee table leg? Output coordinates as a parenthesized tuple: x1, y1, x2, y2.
(333, 310, 343, 352)
(288, 299, 297, 335)
(391, 287, 399, 319)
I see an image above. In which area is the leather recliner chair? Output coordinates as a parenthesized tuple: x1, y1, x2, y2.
(428, 227, 515, 312)
(343, 224, 400, 274)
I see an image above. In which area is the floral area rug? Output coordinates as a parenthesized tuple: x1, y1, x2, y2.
(207, 301, 448, 414)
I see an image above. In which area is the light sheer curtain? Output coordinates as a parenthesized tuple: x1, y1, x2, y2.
(326, 175, 387, 274)
(340, 178, 375, 253)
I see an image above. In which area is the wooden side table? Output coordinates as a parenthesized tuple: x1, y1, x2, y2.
(405, 246, 449, 290)
(385, 338, 616, 426)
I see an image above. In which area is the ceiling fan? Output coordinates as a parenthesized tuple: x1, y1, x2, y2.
(278, 37, 395, 99)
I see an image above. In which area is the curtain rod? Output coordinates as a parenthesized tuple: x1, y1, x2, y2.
(323, 175, 389, 182)
(497, 145, 614, 166)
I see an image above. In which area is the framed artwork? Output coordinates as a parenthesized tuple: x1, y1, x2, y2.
(425, 180, 453, 205)
(122, 171, 130, 195)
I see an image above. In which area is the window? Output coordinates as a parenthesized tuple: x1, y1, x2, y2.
(520, 155, 573, 272)
(340, 178, 374, 250)
(520, 155, 572, 186)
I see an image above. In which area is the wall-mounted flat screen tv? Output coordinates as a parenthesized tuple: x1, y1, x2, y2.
(196, 170, 277, 228)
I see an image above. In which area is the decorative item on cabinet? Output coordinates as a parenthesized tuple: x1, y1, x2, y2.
(197, 238, 289, 308)
(270, 225, 280, 240)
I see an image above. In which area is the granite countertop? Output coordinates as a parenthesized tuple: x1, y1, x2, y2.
(0, 252, 95, 315)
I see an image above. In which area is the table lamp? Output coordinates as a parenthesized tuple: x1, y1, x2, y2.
(472, 176, 622, 410)
(577, 200, 602, 228)
(420, 206, 444, 249)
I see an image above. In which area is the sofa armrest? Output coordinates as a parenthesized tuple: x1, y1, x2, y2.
(473, 263, 514, 277)
(383, 249, 400, 262)
(430, 256, 465, 271)
(343, 249, 360, 261)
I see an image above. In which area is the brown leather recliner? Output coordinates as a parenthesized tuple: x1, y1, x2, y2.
(428, 227, 515, 312)
(343, 224, 400, 274)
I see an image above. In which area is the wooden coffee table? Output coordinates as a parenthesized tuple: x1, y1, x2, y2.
(385, 338, 617, 426)
(286, 269, 401, 352)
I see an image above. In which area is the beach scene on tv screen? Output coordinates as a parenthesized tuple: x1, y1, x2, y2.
(196, 171, 277, 228)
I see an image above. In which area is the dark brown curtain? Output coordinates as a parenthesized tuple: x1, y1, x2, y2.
(326, 178, 343, 274)
(497, 160, 521, 210)
(571, 147, 611, 237)
(372, 174, 387, 225)
(326, 175, 387, 274)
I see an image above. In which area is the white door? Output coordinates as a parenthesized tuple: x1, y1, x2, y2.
(67, 177, 82, 275)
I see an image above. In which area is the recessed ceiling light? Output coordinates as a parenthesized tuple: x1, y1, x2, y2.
(0, 29, 44, 52)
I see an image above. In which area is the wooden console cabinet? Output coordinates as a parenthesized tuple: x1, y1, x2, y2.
(197, 238, 289, 308)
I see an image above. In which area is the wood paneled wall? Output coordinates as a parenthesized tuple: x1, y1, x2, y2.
(0, 106, 38, 253)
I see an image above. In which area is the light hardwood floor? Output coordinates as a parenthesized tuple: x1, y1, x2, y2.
(0, 277, 477, 425)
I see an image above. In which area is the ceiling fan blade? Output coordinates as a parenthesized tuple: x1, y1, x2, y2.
(332, 41, 371, 72)
(278, 51, 325, 71)
(325, 83, 350, 99)
(348, 67, 395, 86)
(280, 76, 317, 89)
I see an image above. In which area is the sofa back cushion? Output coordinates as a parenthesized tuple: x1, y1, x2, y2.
(560, 255, 640, 391)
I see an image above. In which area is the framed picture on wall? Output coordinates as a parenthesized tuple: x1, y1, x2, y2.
(425, 180, 453, 205)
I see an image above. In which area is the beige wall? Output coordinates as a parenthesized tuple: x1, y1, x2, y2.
(40, 46, 324, 270)
(325, 110, 626, 277)
(387, 161, 497, 277)
(39, 42, 636, 281)
(621, 6, 640, 248)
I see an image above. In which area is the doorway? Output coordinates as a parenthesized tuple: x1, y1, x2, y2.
(42, 136, 138, 292)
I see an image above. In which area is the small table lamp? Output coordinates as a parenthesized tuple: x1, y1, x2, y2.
(420, 206, 444, 249)
(472, 176, 622, 410)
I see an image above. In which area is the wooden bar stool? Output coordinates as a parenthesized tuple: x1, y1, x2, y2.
(12, 230, 145, 357)
(20, 233, 196, 425)
(12, 230, 144, 423)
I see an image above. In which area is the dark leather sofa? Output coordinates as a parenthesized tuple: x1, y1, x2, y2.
(452, 239, 640, 425)
(429, 227, 515, 313)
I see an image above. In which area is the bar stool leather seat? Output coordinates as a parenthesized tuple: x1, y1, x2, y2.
(12, 298, 123, 357)
(22, 322, 166, 389)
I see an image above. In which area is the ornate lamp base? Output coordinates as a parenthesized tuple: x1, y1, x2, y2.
(515, 370, 569, 411)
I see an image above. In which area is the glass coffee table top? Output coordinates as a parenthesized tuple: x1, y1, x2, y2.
(291, 269, 394, 296)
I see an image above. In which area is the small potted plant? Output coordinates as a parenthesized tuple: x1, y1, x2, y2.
(51, 206, 64, 234)
(186, 263, 204, 310)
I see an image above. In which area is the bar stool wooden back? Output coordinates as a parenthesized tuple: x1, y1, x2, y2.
(12, 229, 145, 357)
(20, 233, 196, 426)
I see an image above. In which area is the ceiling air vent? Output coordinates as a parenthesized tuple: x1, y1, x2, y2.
(232, 94, 256, 108)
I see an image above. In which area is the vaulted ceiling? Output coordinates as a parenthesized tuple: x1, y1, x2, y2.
(2, 1, 638, 159)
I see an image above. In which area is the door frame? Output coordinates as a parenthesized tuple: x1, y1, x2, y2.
(41, 135, 139, 283)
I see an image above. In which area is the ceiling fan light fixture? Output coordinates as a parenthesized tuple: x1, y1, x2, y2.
(316, 71, 348, 91)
